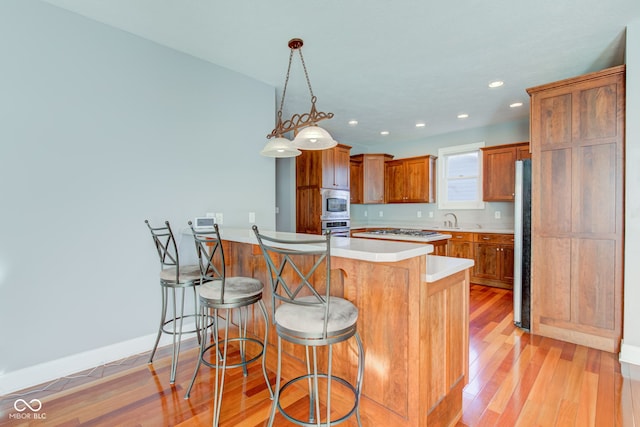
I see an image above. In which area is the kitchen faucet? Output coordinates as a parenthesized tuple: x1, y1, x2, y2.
(444, 212, 458, 228)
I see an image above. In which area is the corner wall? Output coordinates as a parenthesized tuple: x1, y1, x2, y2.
(0, 0, 276, 392)
(621, 22, 640, 367)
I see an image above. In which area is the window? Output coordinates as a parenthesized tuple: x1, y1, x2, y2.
(437, 142, 485, 210)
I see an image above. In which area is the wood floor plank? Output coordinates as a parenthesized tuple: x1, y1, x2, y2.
(0, 284, 632, 427)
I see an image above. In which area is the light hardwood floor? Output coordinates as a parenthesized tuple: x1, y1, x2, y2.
(1, 285, 638, 426)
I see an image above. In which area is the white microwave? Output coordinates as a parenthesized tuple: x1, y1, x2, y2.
(193, 216, 216, 231)
(321, 189, 350, 220)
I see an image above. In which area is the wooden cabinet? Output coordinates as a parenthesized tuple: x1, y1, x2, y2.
(431, 239, 448, 256)
(445, 231, 514, 289)
(472, 233, 514, 289)
(527, 65, 625, 353)
(296, 144, 351, 234)
(296, 144, 351, 189)
(322, 144, 351, 190)
(350, 154, 393, 204)
(481, 142, 530, 202)
(385, 155, 437, 203)
(446, 232, 474, 259)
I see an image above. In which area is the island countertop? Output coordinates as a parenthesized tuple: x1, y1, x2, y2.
(214, 227, 433, 263)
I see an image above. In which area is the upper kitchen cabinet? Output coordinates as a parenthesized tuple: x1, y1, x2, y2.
(527, 65, 625, 353)
(350, 154, 394, 204)
(385, 155, 437, 203)
(296, 144, 351, 189)
(481, 142, 530, 202)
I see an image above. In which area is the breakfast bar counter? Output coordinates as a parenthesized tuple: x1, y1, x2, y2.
(214, 228, 473, 426)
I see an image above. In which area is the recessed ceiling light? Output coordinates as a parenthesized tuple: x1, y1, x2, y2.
(415, 122, 426, 128)
(457, 114, 469, 119)
(348, 120, 358, 126)
(488, 80, 504, 88)
(380, 131, 390, 135)
(510, 102, 523, 108)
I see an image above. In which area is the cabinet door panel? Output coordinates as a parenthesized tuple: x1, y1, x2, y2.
(364, 155, 386, 203)
(385, 160, 405, 203)
(405, 157, 429, 202)
(573, 238, 616, 330)
(573, 143, 617, 234)
(473, 243, 499, 279)
(577, 83, 619, 140)
(540, 93, 572, 147)
(538, 149, 572, 234)
(534, 237, 571, 321)
(501, 245, 514, 283)
(483, 147, 517, 201)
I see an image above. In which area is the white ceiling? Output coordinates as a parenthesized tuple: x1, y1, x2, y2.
(41, 0, 639, 148)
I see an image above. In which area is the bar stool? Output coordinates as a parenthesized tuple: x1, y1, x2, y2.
(252, 226, 364, 427)
(184, 222, 272, 426)
(145, 220, 202, 384)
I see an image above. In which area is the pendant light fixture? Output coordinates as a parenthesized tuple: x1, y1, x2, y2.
(261, 38, 337, 158)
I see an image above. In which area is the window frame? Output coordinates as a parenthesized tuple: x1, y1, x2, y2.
(437, 142, 485, 210)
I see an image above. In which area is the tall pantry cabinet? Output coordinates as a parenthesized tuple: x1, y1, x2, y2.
(527, 65, 625, 353)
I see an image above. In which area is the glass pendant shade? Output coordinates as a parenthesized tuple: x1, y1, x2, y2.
(292, 125, 338, 150)
(260, 137, 301, 158)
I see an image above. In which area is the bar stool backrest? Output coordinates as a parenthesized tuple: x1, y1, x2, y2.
(188, 222, 227, 299)
(145, 220, 181, 283)
(252, 226, 333, 339)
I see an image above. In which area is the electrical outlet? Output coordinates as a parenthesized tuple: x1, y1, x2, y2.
(429, 211, 434, 218)
(494, 211, 501, 219)
(364, 211, 368, 217)
(215, 213, 224, 225)
(379, 211, 384, 217)
(417, 211, 422, 218)
(249, 212, 255, 223)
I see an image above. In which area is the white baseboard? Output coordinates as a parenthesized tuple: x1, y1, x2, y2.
(0, 324, 197, 396)
(619, 340, 640, 368)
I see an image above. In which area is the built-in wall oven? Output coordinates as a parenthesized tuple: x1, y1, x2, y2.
(322, 219, 351, 237)
(320, 188, 350, 236)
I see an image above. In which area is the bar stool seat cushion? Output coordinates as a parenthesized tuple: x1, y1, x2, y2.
(275, 296, 358, 336)
(199, 277, 264, 302)
(159, 265, 201, 283)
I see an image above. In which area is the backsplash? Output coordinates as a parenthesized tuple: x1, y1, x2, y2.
(350, 202, 515, 230)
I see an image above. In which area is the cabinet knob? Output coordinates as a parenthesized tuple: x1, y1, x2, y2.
(482, 237, 490, 240)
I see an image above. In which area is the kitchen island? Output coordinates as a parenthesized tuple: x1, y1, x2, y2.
(213, 228, 473, 427)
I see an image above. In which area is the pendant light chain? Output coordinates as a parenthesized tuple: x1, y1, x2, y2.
(278, 48, 295, 119)
(297, 48, 315, 100)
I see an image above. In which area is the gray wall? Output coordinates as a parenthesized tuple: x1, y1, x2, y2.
(0, 0, 275, 377)
(622, 22, 640, 364)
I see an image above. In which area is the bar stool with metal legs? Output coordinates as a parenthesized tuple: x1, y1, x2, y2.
(145, 220, 202, 384)
(252, 225, 364, 427)
(184, 222, 272, 426)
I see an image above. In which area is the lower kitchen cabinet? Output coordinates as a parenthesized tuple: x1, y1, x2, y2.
(446, 232, 474, 259)
(473, 240, 514, 289)
(446, 231, 514, 289)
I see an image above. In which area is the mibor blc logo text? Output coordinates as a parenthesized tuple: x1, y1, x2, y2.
(9, 399, 46, 420)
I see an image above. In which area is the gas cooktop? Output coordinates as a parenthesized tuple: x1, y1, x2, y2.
(367, 228, 439, 237)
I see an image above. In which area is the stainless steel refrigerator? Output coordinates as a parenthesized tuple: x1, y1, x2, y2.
(513, 159, 531, 330)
